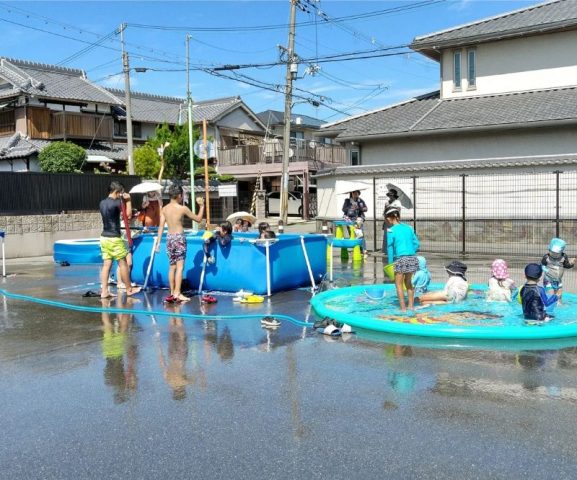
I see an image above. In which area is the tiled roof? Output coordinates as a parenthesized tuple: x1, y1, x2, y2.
(315, 153, 577, 177)
(256, 110, 324, 129)
(321, 87, 577, 141)
(0, 58, 122, 104)
(411, 0, 577, 53)
(108, 90, 245, 125)
(0, 133, 127, 161)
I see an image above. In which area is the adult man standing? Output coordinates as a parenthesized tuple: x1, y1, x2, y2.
(99, 181, 141, 298)
(156, 185, 205, 302)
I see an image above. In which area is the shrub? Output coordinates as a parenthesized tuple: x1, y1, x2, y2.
(134, 145, 160, 178)
(38, 142, 86, 173)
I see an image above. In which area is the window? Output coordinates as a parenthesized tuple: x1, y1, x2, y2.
(453, 50, 462, 90)
(350, 148, 360, 166)
(114, 120, 142, 138)
(290, 131, 304, 139)
(467, 49, 476, 88)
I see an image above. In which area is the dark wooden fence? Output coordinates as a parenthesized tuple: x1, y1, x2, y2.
(0, 172, 141, 215)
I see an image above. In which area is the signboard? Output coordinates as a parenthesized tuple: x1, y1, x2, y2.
(218, 184, 237, 197)
(193, 140, 216, 158)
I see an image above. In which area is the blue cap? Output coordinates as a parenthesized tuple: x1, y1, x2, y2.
(549, 238, 566, 254)
(524, 263, 542, 279)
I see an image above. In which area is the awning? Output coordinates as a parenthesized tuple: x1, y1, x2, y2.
(86, 155, 115, 164)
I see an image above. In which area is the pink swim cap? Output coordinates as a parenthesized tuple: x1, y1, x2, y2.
(491, 259, 509, 280)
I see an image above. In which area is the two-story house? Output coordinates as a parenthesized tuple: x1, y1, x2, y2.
(0, 58, 125, 171)
(316, 0, 577, 218)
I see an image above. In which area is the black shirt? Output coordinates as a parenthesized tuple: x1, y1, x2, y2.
(100, 197, 122, 238)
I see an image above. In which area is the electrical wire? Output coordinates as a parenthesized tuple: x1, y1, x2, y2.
(57, 28, 120, 66)
(129, 0, 446, 32)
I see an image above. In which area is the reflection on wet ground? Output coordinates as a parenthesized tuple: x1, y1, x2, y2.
(1, 258, 577, 479)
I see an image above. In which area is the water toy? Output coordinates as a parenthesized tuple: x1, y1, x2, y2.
(240, 294, 265, 304)
(329, 221, 363, 262)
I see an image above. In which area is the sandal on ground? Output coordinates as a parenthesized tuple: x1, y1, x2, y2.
(320, 324, 342, 337)
(201, 295, 218, 304)
(82, 290, 101, 298)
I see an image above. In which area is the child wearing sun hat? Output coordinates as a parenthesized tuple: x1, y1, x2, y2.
(486, 259, 516, 302)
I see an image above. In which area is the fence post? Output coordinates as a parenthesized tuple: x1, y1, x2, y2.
(461, 174, 467, 255)
(373, 176, 377, 252)
(412, 176, 417, 234)
(555, 170, 561, 238)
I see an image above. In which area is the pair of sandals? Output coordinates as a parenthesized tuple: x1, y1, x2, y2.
(164, 295, 188, 304)
(201, 295, 218, 304)
(313, 317, 354, 337)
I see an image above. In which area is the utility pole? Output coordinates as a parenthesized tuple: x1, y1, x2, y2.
(186, 34, 197, 225)
(280, 0, 298, 224)
(120, 23, 135, 175)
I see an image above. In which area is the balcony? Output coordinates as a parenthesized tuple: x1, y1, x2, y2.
(27, 107, 113, 141)
(218, 139, 347, 170)
(51, 111, 113, 141)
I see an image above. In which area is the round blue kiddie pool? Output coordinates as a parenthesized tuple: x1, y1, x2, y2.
(311, 283, 577, 340)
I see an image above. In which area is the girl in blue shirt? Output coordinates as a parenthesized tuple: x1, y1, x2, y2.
(386, 208, 420, 311)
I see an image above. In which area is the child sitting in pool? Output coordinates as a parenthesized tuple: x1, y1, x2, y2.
(521, 263, 557, 324)
(203, 221, 233, 264)
(486, 259, 516, 302)
(541, 238, 575, 303)
(417, 260, 468, 305)
(411, 256, 431, 296)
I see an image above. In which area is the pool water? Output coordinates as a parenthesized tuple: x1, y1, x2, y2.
(311, 283, 577, 339)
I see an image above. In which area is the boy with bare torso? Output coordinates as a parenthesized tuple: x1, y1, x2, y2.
(156, 185, 205, 302)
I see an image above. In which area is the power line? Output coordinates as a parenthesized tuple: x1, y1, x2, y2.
(129, 0, 446, 33)
(57, 29, 119, 66)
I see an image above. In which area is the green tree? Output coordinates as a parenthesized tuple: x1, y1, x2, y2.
(38, 141, 86, 173)
(134, 145, 160, 178)
(147, 122, 201, 179)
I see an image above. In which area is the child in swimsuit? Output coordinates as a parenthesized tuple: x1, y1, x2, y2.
(541, 238, 575, 303)
(521, 263, 557, 324)
(203, 221, 233, 264)
(156, 185, 205, 302)
(486, 259, 516, 302)
(411, 256, 431, 296)
(417, 260, 468, 305)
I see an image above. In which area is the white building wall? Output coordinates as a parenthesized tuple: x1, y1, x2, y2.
(441, 30, 577, 99)
(359, 127, 577, 165)
(217, 109, 263, 132)
(317, 126, 577, 220)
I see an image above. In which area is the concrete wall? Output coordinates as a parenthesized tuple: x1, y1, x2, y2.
(0, 213, 102, 258)
(441, 30, 577, 99)
(359, 126, 577, 165)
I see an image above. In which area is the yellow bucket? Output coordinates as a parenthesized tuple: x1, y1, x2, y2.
(384, 263, 395, 280)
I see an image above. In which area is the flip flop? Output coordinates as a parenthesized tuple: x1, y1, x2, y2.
(82, 290, 101, 298)
(164, 295, 177, 304)
(320, 324, 342, 337)
(201, 295, 218, 304)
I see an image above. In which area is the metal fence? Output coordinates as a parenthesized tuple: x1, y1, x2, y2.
(372, 170, 577, 257)
(0, 172, 141, 215)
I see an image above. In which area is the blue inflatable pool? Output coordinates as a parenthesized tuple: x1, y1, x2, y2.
(54, 232, 327, 295)
(311, 283, 577, 340)
(54, 239, 102, 264)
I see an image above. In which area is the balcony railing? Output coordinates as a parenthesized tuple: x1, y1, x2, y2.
(27, 108, 114, 141)
(51, 111, 113, 141)
(218, 139, 347, 168)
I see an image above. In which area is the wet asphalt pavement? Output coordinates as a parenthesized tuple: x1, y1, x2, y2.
(1, 257, 577, 479)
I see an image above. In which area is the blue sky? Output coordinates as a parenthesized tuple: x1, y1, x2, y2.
(0, 0, 535, 122)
